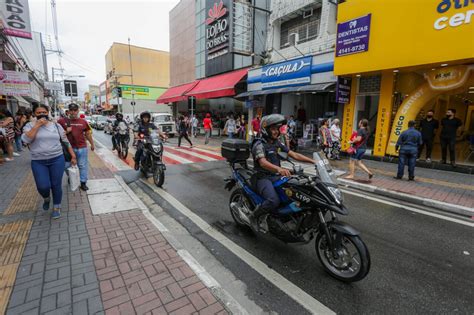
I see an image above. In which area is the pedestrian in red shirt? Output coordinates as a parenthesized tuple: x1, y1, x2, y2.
(58, 103, 94, 191)
(203, 113, 212, 145)
(251, 116, 261, 139)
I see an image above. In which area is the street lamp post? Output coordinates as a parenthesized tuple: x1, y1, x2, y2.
(128, 37, 135, 120)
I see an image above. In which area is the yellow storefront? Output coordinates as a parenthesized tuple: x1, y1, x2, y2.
(334, 0, 474, 164)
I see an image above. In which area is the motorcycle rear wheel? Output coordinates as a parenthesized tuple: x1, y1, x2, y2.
(229, 189, 251, 228)
(316, 232, 370, 282)
(153, 167, 165, 187)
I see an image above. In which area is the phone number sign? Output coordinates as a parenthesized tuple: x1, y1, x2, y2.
(336, 14, 371, 57)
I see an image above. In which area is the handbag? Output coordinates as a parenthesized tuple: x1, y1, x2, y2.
(54, 123, 72, 162)
(346, 145, 356, 155)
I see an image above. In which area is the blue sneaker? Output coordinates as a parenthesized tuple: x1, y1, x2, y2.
(51, 209, 61, 219)
(43, 198, 50, 211)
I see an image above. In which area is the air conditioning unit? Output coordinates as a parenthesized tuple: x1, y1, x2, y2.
(303, 8, 313, 18)
(289, 33, 299, 46)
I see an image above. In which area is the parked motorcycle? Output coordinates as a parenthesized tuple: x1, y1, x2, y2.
(137, 131, 166, 187)
(222, 139, 370, 282)
(115, 121, 130, 159)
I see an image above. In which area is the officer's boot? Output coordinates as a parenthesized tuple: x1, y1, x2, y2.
(248, 205, 267, 233)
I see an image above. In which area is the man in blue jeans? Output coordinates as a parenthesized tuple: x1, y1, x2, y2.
(58, 104, 94, 191)
(395, 120, 422, 181)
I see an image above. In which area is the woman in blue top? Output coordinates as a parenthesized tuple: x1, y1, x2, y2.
(22, 105, 77, 219)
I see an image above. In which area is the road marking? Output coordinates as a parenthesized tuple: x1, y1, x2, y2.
(341, 189, 474, 228)
(143, 180, 335, 315)
(171, 147, 217, 161)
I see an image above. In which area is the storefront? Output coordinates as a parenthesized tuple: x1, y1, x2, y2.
(240, 53, 338, 140)
(334, 0, 474, 164)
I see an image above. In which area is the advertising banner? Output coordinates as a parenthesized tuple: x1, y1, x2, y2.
(0, 0, 32, 39)
(335, 77, 352, 103)
(119, 85, 166, 100)
(261, 56, 312, 89)
(44, 81, 62, 91)
(336, 14, 371, 57)
(0, 70, 31, 96)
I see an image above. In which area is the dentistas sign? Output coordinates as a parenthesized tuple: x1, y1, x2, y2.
(261, 56, 312, 89)
(0, 0, 32, 39)
(336, 14, 371, 57)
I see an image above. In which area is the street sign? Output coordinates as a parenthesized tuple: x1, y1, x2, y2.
(44, 81, 62, 91)
(64, 80, 78, 97)
(131, 101, 136, 106)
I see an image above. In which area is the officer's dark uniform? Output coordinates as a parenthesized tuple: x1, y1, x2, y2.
(134, 122, 157, 164)
(396, 127, 422, 179)
(251, 138, 289, 212)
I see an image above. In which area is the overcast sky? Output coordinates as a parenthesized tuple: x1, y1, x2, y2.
(29, 0, 179, 98)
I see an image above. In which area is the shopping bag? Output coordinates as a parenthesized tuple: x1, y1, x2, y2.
(68, 166, 80, 192)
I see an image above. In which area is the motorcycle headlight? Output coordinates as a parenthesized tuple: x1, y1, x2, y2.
(327, 186, 343, 205)
(152, 144, 163, 153)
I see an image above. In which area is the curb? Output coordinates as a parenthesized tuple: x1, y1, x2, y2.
(337, 178, 474, 218)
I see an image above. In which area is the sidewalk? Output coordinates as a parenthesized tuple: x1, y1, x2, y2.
(1, 152, 229, 314)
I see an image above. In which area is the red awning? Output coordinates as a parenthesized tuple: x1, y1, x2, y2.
(156, 81, 198, 104)
(185, 68, 248, 100)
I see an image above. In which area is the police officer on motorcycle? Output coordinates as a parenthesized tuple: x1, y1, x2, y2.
(249, 114, 316, 232)
(112, 113, 129, 150)
(134, 111, 167, 170)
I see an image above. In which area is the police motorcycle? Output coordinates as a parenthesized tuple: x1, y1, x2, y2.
(137, 130, 166, 187)
(115, 121, 130, 159)
(222, 139, 371, 282)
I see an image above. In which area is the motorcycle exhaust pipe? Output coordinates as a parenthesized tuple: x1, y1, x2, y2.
(230, 202, 250, 224)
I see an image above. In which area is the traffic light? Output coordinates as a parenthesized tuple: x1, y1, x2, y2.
(117, 87, 122, 97)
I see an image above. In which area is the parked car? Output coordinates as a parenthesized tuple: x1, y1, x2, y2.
(85, 116, 92, 126)
(152, 113, 176, 137)
(104, 118, 116, 134)
(90, 115, 101, 128)
(93, 115, 107, 130)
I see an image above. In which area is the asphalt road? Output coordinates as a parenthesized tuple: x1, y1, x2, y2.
(93, 129, 474, 314)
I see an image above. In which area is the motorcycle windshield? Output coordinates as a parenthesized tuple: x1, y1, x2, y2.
(313, 151, 337, 185)
(149, 132, 161, 145)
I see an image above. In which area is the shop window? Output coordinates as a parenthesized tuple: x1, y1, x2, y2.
(280, 8, 321, 49)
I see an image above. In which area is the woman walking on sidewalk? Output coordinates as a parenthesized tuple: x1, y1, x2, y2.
(344, 119, 374, 180)
(22, 105, 77, 219)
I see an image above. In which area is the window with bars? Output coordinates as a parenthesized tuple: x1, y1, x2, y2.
(280, 9, 321, 49)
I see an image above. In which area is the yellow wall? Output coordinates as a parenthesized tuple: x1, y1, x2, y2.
(105, 43, 170, 88)
(373, 71, 395, 156)
(335, 0, 474, 75)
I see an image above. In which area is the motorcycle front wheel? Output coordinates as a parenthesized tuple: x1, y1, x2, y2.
(316, 232, 370, 282)
(119, 141, 128, 159)
(153, 166, 165, 187)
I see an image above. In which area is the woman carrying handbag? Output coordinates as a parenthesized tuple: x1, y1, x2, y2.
(22, 105, 77, 219)
(344, 119, 374, 181)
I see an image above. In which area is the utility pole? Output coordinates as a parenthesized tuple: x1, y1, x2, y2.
(128, 37, 135, 119)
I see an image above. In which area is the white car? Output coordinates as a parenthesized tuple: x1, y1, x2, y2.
(152, 113, 176, 137)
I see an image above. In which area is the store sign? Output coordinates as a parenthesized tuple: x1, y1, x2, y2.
(0, 70, 31, 96)
(121, 85, 149, 97)
(434, 0, 474, 30)
(0, 0, 32, 39)
(261, 56, 312, 89)
(44, 81, 62, 91)
(206, 0, 230, 61)
(336, 14, 371, 57)
(335, 77, 352, 104)
(205, 0, 233, 77)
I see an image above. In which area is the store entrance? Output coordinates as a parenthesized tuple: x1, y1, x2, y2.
(355, 94, 379, 151)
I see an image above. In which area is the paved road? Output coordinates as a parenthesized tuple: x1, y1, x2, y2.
(94, 130, 474, 313)
(140, 161, 474, 314)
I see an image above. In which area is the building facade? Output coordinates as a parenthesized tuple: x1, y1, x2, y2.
(334, 0, 474, 164)
(105, 42, 170, 116)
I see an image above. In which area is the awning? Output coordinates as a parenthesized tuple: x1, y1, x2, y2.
(156, 81, 199, 104)
(235, 82, 336, 99)
(185, 68, 248, 100)
(13, 96, 31, 106)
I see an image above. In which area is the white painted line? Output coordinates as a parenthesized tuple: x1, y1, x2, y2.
(144, 180, 334, 315)
(172, 147, 217, 161)
(341, 189, 474, 228)
(94, 138, 130, 171)
(163, 151, 193, 164)
(188, 146, 223, 157)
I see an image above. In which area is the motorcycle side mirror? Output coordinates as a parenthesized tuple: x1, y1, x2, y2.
(278, 151, 289, 161)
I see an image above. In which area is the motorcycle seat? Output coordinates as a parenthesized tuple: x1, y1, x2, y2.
(236, 168, 257, 189)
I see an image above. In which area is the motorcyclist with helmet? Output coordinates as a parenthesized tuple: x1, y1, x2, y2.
(134, 111, 167, 170)
(249, 114, 316, 232)
(111, 113, 129, 151)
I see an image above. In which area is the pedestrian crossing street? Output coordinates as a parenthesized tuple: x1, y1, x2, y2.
(160, 144, 226, 165)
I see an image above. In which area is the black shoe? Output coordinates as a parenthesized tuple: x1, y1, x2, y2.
(134, 162, 140, 171)
(408, 177, 415, 181)
(80, 182, 89, 191)
(393, 176, 402, 180)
